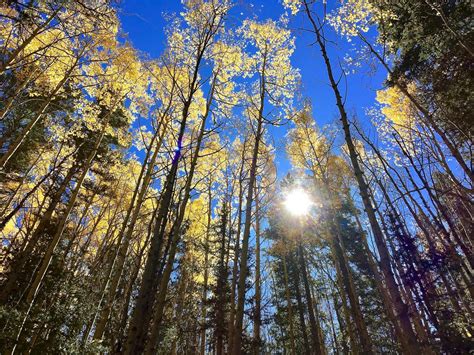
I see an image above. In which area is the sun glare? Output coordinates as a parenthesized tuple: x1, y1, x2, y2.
(284, 188, 312, 216)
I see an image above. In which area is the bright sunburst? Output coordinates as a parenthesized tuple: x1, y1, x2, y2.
(284, 188, 312, 216)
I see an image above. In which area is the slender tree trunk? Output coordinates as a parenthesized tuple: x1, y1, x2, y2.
(351, 206, 406, 350)
(332, 292, 349, 355)
(215, 204, 229, 355)
(0, 147, 76, 230)
(124, 44, 209, 352)
(358, 130, 474, 291)
(282, 253, 297, 355)
(228, 147, 246, 352)
(298, 242, 323, 354)
(231, 113, 264, 354)
(171, 261, 189, 355)
(0, 151, 43, 215)
(329, 204, 373, 353)
(332, 242, 358, 354)
(292, 252, 311, 355)
(0, 67, 39, 121)
(324, 291, 339, 354)
(200, 184, 213, 355)
(143, 77, 218, 352)
(302, 2, 420, 351)
(253, 197, 262, 354)
(124, 116, 188, 354)
(113, 209, 156, 353)
(231, 48, 271, 352)
(392, 132, 474, 267)
(113, 259, 140, 353)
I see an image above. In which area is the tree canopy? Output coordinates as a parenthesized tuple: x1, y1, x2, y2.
(1, 0, 472, 354)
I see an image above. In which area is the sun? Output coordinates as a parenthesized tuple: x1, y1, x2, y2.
(284, 188, 312, 216)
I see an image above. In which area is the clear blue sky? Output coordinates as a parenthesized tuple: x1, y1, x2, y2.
(118, 0, 387, 177)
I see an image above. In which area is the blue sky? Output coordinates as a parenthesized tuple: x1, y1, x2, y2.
(118, 0, 387, 177)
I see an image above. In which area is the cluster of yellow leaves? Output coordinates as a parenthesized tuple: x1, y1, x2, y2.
(23, 28, 77, 92)
(1, 2, 120, 95)
(1, 219, 18, 241)
(241, 19, 289, 51)
(185, 197, 209, 243)
(90, 20, 119, 50)
(376, 84, 417, 131)
(85, 44, 148, 126)
(158, 25, 209, 124)
(61, 1, 119, 48)
(166, 27, 186, 61)
(341, 138, 376, 169)
(147, 64, 184, 133)
(0, 1, 154, 268)
(212, 41, 248, 81)
(287, 112, 328, 170)
(282, 0, 301, 15)
(195, 136, 227, 187)
(182, 0, 231, 29)
(270, 235, 297, 256)
(288, 109, 352, 201)
(183, 196, 217, 285)
(327, 0, 398, 42)
(374, 84, 421, 160)
(211, 41, 249, 114)
(107, 122, 133, 147)
(328, 0, 374, 38)
(169, 0, 229, 71)
(84, 160, 140, 256)
(0, 5, 16, 39)
(240, 19, 299, 112)
(132, 128, 154, 153)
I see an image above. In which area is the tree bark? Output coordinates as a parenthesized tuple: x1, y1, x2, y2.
(231, 114, 263, 354)
(282, 253, 297, 355)
(228, 144, 247, 353)
(330, 214, 373, 354)
(92, 116, 169, 341)
(143, 107, 209, 355)
(291, 251, 311, 355)
(297, 242, 323, 354)
(200, 184, 213, 355)
(253, 197, 262, 355)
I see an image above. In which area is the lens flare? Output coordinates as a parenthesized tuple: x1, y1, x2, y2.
(284, 188, 312, 216)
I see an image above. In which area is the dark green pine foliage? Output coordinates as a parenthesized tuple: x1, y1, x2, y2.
(207, 203, 232, 354)
(371, 0, 473, 138)
(337, 202, 398, 353)
(265, 218, 308, 354)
